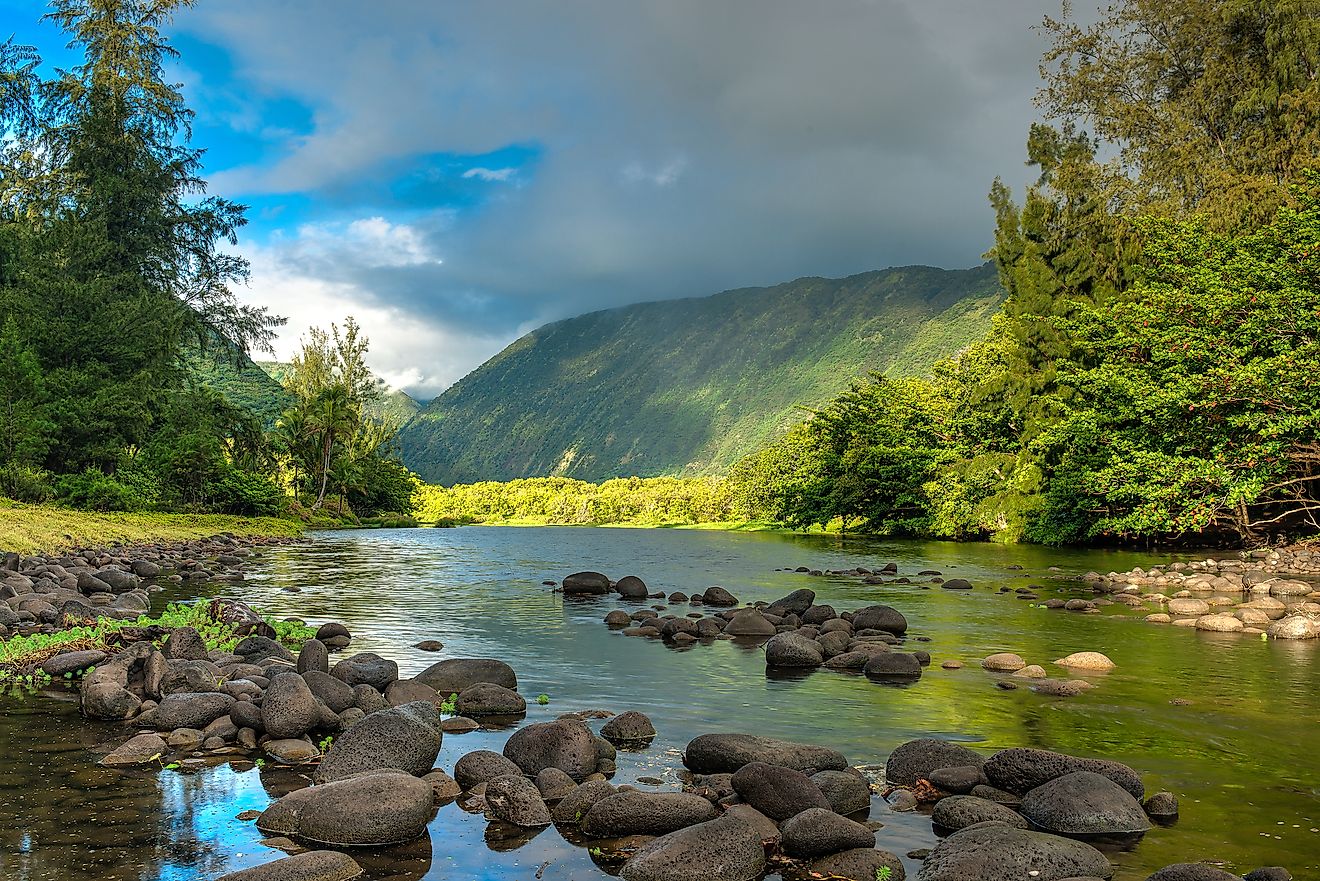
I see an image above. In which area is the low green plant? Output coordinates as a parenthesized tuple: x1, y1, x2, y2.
(876, 868, 893, 881)
(439, 693, 458, 715)
(536, 693, 550, 705)
(318, 735, 335, 754)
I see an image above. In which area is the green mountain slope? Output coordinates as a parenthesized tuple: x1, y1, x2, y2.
(185, 345, 294, 427)
(399, 263, 1004, 484)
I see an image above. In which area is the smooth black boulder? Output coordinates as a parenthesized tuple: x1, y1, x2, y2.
(863, 652, 922, 680)
(812, 769, 872, 815)
(619, 814, 767, 881)
(731, 761, 831, 820)
(615, 575, 649, 598)
(984, 748, 1144, 800)
(330, 652, 398, 691)
(701, 586, 739, 606)
(1021, 770, 1152, 835)
(916, 822, 1113, 881)
(314, 701, 443, 783)
(453, 750, 523, 790)
(214, 850, 364, 881)
(766, 588, 816, 616)
(684, 733, 848, 774)
(780, 807, 876, 857)
(256, 770, 435, 846)
(885, 739, 986, 788)
(581, 791, 718, 837)
(850, 604, 908, 634)
(931, 795, 1028, 831)
(563, 571, 611, 595)
(1146, 866, 1240, 881)
(415, 657, 518, 696)
(503, 718, 598, 781)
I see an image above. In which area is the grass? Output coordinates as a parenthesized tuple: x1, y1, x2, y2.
(0, 498, 304, 555)
(0, 602, 317, 681)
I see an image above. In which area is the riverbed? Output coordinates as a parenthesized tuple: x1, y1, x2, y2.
(2, 526, 1316, 880)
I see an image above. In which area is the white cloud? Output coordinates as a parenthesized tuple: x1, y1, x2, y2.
(236, 219, 506, 399)
(462, 166, 517, 182)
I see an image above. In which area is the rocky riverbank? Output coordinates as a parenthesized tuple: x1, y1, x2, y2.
(0, 543, 1301, 881)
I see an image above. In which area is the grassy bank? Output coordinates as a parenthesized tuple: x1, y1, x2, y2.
(0, 499, 303, 555)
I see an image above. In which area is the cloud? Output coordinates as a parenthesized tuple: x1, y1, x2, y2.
(461, 166, 517, 182)
(178, 0, 1063, 394)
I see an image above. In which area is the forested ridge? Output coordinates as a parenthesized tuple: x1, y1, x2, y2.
(399, 263, 1003, 484)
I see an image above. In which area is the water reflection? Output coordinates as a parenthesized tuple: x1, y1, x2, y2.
(1, 527, 1318, 880)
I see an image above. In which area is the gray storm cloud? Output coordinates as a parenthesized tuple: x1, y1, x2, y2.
(183, 0, 1065, 396)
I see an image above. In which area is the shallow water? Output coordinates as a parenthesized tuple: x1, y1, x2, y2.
(2, 526, 1318, 880)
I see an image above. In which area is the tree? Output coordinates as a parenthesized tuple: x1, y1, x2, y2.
(0, 317, 53, 465)
(1039, 0, 1320, 229)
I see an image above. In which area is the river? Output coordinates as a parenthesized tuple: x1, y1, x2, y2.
(1, 526, 1316, 880)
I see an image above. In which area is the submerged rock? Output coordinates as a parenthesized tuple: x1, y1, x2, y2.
(916, 822, 1113, 881)
(619, 814, 766, 881)
(684, 732, 848, 774)
(256, 770, 434, 846)
(215, 850, 364, 881)
(1020, 771, 1151, 835)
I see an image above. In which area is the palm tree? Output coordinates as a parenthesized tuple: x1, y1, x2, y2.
(305, 383, 357, 509)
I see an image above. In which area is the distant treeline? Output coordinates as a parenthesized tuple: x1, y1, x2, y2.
(413, 477, 762, 527)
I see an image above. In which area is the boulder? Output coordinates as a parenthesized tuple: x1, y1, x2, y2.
(916, 822, 1113, 881)
(42, 649, 107, 677)
(503, 718, 598, 781)
(454, 682, 526, 716)
(1145, 866, 1241, 881)
(927, 765, 985, 795)
(730, 761, 830, 820)
(931, 795, 1028, 831)
(296, 639, 330, 675)
(1267, 615, 1318, 639)
(684, 732, 848, 774)
(1195, 614, 1243, 633)
(163, 627, 210, 661)
(423, 769, 462, 802)
(982, 653, 1027, 672)
(315, 622, 352, 648)
(352, 684, 388, 715)
(262, 673, 320, 738)
(1053, 652, 1116, 671)
(485, 774, 552, 827)
(581, 791, 718, 836)
(984, 748, 1143, 800)
(723, 608, 777, 637)
(265, 739, 322, 765)
(615, 575, 649, 598)
(605, 610, 632, 626)
(701, 586, 739, 606)
(1167, 598, 1211, 616)
(303, 670, 356, 714)
(330, 653, 398, 691)
(765, 632, 824, 667)
(414, 657, 518, 695)
(233, 635, 295, 664)
(600, 710, 656, 743)
(850, 605, 908, 634)
(809, 848, 906, 881)
(863, 652, 923, 680)
(812, 769, 872, 815)
(137, 692, 234, 731)
(256, 770, 435, 846)
(767, 588, 816, 616)
(215, 851, 364, 881)
(619, 814, 766, 881)
(941, 579, 973, 590)
(454, 750, 523, 790)
(885, 739, 985, 787)
(563, 571, 611, 595)
(551, 779, 616, 826)
(780, 807, 875, 857)
(1021, 771, 1151, 834)
(101, 732, 168, 767)
(314, 701, 442, 782)
(534, 767, 577, 801)
(385, 679, 439, 707)
(1143, 791, 1179, 819)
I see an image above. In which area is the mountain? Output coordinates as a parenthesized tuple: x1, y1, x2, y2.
(399, 263, 1004, 484)
(255, 362, 424, 426)
(185, 345, 294, 427)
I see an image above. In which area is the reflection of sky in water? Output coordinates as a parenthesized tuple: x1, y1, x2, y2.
(2, 527, 1319, 880)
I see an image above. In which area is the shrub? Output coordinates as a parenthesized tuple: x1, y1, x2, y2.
(207, 465, 285, 516)
(0, 462, 54, 503)
(55, 468, 147, 512)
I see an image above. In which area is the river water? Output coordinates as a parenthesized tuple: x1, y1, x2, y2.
(1, 526, 1317, 881)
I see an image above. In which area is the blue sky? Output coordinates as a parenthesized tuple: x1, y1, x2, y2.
(3, 0, 1060, 398)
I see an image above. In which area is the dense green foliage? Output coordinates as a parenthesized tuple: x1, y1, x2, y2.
(732, 0, 1320, 546)
(0, 1, 289, 515)
(271, 319, 418, 517)
(414, 476, 749, 527)
(400, 264, 1002, 484)
(256, 359, 420, 426)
